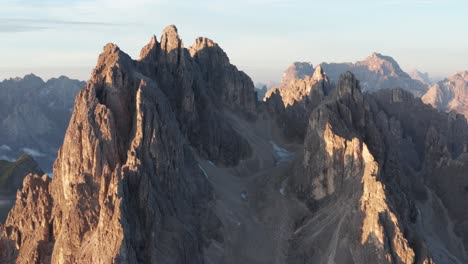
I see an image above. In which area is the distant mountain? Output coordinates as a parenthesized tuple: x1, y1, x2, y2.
(255, 84, 268, 101)
(280, 62, 314, 86)
(409, 70, 433, 85)
(321, 52, 429, 96)
(0, 154, 43, 194)
(0, 74, 84, 172)
(422, 71, 468, 118)
(255, 81, 279, 101)
(2, 26, 468, 263)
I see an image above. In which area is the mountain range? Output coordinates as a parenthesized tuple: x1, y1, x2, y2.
(422, 71, 468, 118)
(0, 74, 84, 172)
(0, 25, 467, 263)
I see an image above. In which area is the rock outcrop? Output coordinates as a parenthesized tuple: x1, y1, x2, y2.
(1, 25, 257, 263)
(1, 173, 53, 264)
(422, 70, 468, 118)
(265, 65, 332, 141)
(0, 75, 85, 171)
(289, 72, 468, 263)
(321, 52, 429, 96)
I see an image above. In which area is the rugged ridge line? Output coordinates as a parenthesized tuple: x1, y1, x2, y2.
(288, 72, 468, 263)
(0, 25, 257, 263)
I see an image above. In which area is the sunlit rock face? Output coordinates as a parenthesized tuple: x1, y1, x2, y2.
(422, 71, 468, 118)
(1, 26, 468, 264)
(0, 155, 44, 222)
(265, 66, 333, 141)
(289, 72, 468, 263)
(0, 25, 258, 263)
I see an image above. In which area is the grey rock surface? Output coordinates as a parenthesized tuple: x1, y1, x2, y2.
(0, 74, 84, 171)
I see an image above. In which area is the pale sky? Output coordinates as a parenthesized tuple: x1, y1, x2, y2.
(0, 0, 467, 83)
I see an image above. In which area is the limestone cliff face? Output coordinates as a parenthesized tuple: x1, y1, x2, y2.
(0, 25, 259, 263)
(0, 155, 44, 195)
(289, 72, 468, 263)
(422, 71, 468, 118)
(264, 66, 332, 141)
(189, 37, 257, 115)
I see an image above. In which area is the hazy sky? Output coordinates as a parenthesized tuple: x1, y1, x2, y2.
(1, 0, 467, 83)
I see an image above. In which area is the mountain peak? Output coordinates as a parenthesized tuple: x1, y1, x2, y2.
(191, 37, 218, 50)
(95, 43, 132, 74)
(189, 37, 230, 66)
(311, 65, 325, 81)
(21, 73, 44, 84)
(162, 24, 178, 35)
(161, 24, 183, 52)
(360, 52, 409, 78)
(450, 70, 468, 81)
(102, 43, 120, 54)
(139, 34, 159, 61)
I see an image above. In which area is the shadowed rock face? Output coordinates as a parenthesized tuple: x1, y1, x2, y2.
(422, 71, 468, 118)
(139, 25, 253, 166)
(0, 25, 256, 263)
(321, 52, 429, 96)
(289, 72, 468, 263)
(0, 75, 85, 171)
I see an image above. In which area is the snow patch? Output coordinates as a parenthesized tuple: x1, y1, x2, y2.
(270, 141, 294, 163)
(21, 147, 46, 157)
(279, 187, 285, 196)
